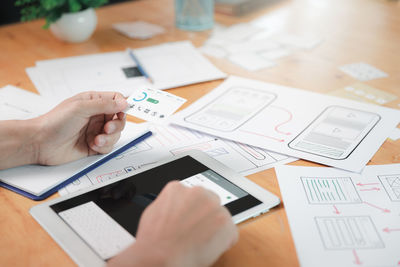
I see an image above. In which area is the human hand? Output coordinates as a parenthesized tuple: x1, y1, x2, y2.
(108, 181, 239, 267)
(34, 91, 127, 165)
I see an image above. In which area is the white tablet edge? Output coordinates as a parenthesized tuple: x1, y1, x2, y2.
(30, 150, 280, 266)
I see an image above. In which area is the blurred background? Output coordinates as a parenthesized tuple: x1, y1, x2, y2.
(0, 0, 134, 25)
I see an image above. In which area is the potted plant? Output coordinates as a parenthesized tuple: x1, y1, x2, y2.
(15, 0, 108, 43)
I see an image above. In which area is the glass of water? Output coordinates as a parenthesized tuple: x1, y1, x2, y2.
(175, 0, 214, 31)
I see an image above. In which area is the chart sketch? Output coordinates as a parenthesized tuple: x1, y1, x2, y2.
(59, 124, 295, 196)
(289, 106, 380, 160)
(315, 216, 384, 250)
(184, 86, 276, 132)
(378, 174, 400, 202)
(301, 177, 361, 204)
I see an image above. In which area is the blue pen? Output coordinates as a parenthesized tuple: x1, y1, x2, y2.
(0, 131, 153, 201)
(128, 49, 153, 83)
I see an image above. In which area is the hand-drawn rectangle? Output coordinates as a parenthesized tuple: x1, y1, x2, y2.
(315, 216, 384, 250)
(301, 177, 361, 204)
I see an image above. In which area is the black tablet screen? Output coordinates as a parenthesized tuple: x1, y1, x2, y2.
(51, 156, 261, 259)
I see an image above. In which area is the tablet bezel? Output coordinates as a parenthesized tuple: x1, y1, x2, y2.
(30, 150, 280, 266)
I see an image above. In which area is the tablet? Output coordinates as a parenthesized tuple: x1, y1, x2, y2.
(30, 150, 280, 266)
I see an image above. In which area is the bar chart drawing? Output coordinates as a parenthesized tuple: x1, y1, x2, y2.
(315, 216, 384, 250)
(301, 177, 362, 204)
(378, 174, 400, 202)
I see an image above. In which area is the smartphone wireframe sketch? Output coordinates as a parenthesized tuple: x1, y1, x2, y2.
(288, 106, 380, 160)
(184, 86, 276, 132)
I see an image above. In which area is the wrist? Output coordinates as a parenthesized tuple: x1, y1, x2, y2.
(108, 240, 172, 267)
(0, 118, 42, 170)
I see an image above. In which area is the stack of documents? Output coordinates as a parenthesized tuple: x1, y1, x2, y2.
(27, 41, 226, 102)
(200, 22, 322, 71)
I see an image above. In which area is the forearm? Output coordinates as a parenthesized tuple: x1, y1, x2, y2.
(0, 119, 41, 170)
(107, 242, 171, 267)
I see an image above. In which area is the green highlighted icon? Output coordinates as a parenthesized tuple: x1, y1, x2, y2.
(147, 98, 159, 104)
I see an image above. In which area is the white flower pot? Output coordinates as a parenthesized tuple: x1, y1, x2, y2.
(50, 8, 97, 43)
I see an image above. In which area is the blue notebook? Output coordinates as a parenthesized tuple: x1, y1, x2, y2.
(0, 129, 152, 201)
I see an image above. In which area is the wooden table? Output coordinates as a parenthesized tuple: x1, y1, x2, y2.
(1, 0, 399, 266)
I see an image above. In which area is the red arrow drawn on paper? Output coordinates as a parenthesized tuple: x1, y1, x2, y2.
(333, 205, 340, 214)
(383, 227, 400, 233)
(353, 249, 362, 265)
(363, 201, 390, 213)
(356, 182, 379, 186)
(359, 187, 380, 191)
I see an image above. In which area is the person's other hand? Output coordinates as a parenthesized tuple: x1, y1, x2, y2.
(108, 181, 239, 267)
(35, 91, 127, 165)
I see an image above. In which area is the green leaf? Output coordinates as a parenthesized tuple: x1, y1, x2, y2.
(40, 0, 66, 10)
(15, 0, 40, 7)
(68, 0, 81, 12)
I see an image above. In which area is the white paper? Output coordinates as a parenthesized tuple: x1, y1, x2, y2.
(112, 21, 165, 40)
(172, 76, 400, 172)
(199, 45, 228, 58)
(59, 201, 134, 260)
(27, 51, 150, 102)
(0, 85, 55, 120)
(228, 53, 276, 71)
(0, 123, 149, 196)
(275, 164, 400, 267)
(133, 41, 226, 90)
(59, 123, 296, 195)
(339, 63, 389, 82)
(273, 33, 323, 50)
(26, 41, 226, 102)
(388, 128, 400, 141)
(260, 48, 291, 60)
(126, 87, 186, 123)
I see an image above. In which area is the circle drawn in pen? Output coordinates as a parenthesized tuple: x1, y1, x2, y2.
(133, 92, 147, 102)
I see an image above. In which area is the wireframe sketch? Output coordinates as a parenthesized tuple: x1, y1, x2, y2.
(315, 216, 384, 250)
(184, 86, 276, 132)
(301, 177, 361, 204)
(115, 141, 152, 160)
(378, 174, 400, 202)
(289, 106, 380, 160)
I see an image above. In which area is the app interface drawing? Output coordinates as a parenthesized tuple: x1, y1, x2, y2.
(289, 106, 380, 159)
(181, 170, 248, 205)
(184, 87, 276, 132)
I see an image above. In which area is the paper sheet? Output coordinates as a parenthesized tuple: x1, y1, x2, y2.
(112, 21, 165, 40)
(59, 123, 296, 196)
(125, 87, 186, 123)
(339, 63, 388, 82)
(0, 123, 149, 196)
(329, 83, 397, 106)
(26, 41, 226, 102)
(0, 85, 55, 120)
(171, 76, 400, 172)
(275, 164, 400, 267)
(133, 41, 226, 90)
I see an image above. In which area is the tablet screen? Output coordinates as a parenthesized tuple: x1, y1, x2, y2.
(51, 156, 261, 260)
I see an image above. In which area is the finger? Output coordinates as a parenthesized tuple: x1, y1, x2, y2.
(76, 92, 128, 117)
(117, 112, 126, 120)
(104, 118, 126, 134)
(193, 186, 221, 205)
(90, 132, 122, 154)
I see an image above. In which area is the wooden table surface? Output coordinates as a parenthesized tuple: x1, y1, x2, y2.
(1, 0, 399, 266)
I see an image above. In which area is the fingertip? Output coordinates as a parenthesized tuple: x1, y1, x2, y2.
(95, 135, 106, 147)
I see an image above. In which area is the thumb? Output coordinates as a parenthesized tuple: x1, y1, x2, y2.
(79, 95, 128, 117)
